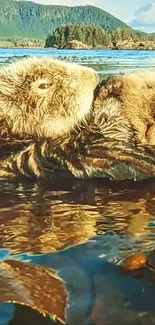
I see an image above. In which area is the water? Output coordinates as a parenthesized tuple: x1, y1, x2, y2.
(1, 49, 155, 324)
(1, 47, 155, 76)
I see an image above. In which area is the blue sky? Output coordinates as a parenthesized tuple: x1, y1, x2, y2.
(29, 0, 155, 32)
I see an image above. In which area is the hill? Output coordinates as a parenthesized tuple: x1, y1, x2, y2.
(0, 0, 134, 40)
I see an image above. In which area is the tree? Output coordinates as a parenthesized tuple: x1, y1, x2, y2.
(45, 23, 112, 48)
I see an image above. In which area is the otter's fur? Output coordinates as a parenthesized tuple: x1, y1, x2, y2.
(2, 66, 155, 180)
(0, 57, 98, 140)
(96, 71, 155, 145)
(7, 72, 155, 181)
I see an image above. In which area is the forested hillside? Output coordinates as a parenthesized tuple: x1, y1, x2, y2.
(0, 0, 154, 49)
(0, 0, 133, 39)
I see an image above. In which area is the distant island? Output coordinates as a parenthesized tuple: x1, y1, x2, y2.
(45, 24, 155, 50)
(0, 0, 155, 49)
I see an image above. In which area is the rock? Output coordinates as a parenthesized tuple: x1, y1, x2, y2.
(61, 40, 90, 49)
(119, 253, 147, 271)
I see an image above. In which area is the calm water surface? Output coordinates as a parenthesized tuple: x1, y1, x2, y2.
(1, 49, 155, 324)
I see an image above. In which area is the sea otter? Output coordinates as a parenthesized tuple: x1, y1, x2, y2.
(7, 70, 155, 181)
(96, 71, 155, 145)
(0, 57, 98, 140)
(0, 57, 99, 177)
(2, 59, 155, 180)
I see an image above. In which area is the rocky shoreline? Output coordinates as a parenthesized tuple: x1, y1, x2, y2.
(0, 39, 155, 50)
(60, 39, 155, 51)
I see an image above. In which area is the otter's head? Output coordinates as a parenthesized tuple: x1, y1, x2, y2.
(0, 57, 99, 138)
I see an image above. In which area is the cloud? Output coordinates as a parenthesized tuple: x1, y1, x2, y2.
(129, 1, 155, 32)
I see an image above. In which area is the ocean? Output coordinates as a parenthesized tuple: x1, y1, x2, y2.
(0, 48, 155, 325)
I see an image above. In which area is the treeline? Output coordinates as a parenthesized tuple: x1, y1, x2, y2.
(0, 37, 44, 48)
(45, 24, 111, 48)
(45, 24, 155, 48)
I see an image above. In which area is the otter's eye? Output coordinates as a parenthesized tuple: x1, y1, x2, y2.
(38, 83, 51, 89)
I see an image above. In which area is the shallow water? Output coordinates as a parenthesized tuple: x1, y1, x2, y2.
(1, 47, 155, 76)
(1, 49, 155, 324)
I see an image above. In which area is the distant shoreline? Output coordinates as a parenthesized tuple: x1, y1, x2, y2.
(0, 46, 45, 49)
(0, 46, 155, 51)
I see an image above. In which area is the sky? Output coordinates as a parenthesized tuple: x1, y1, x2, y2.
(25, 0, 155, 32)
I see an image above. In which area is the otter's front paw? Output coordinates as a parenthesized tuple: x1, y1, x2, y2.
(9, 144, 45, 178)
(105, 75, 124, 96)
(94, 75, 124, 103)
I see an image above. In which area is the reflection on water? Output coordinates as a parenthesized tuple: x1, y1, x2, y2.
(17, 238, 155, 325)
(1, 178, 155, 255)
(1, 178, 155, 323)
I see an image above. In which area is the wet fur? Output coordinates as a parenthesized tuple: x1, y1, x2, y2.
(8, 80, 155, 180)
(97, 71, 155, 145)
(0, 57, 98, 139)
(2, 65, 155, 180)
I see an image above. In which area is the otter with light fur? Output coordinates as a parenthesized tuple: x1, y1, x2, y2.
(8, 69, 155, 181)
(0, 57, 99, 177)
(97, 71, 155, 145)
(2, 60, 155, 180)
(0, 57, 98, 140)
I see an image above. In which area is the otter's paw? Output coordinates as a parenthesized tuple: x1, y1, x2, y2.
(95, 75, 124, 101)
(9, 144, 45, 178)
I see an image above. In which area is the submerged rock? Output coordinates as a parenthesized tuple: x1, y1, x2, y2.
(119, 253, 147, 271)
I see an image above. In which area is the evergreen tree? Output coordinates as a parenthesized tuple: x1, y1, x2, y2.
(45, 23, 113, 48)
